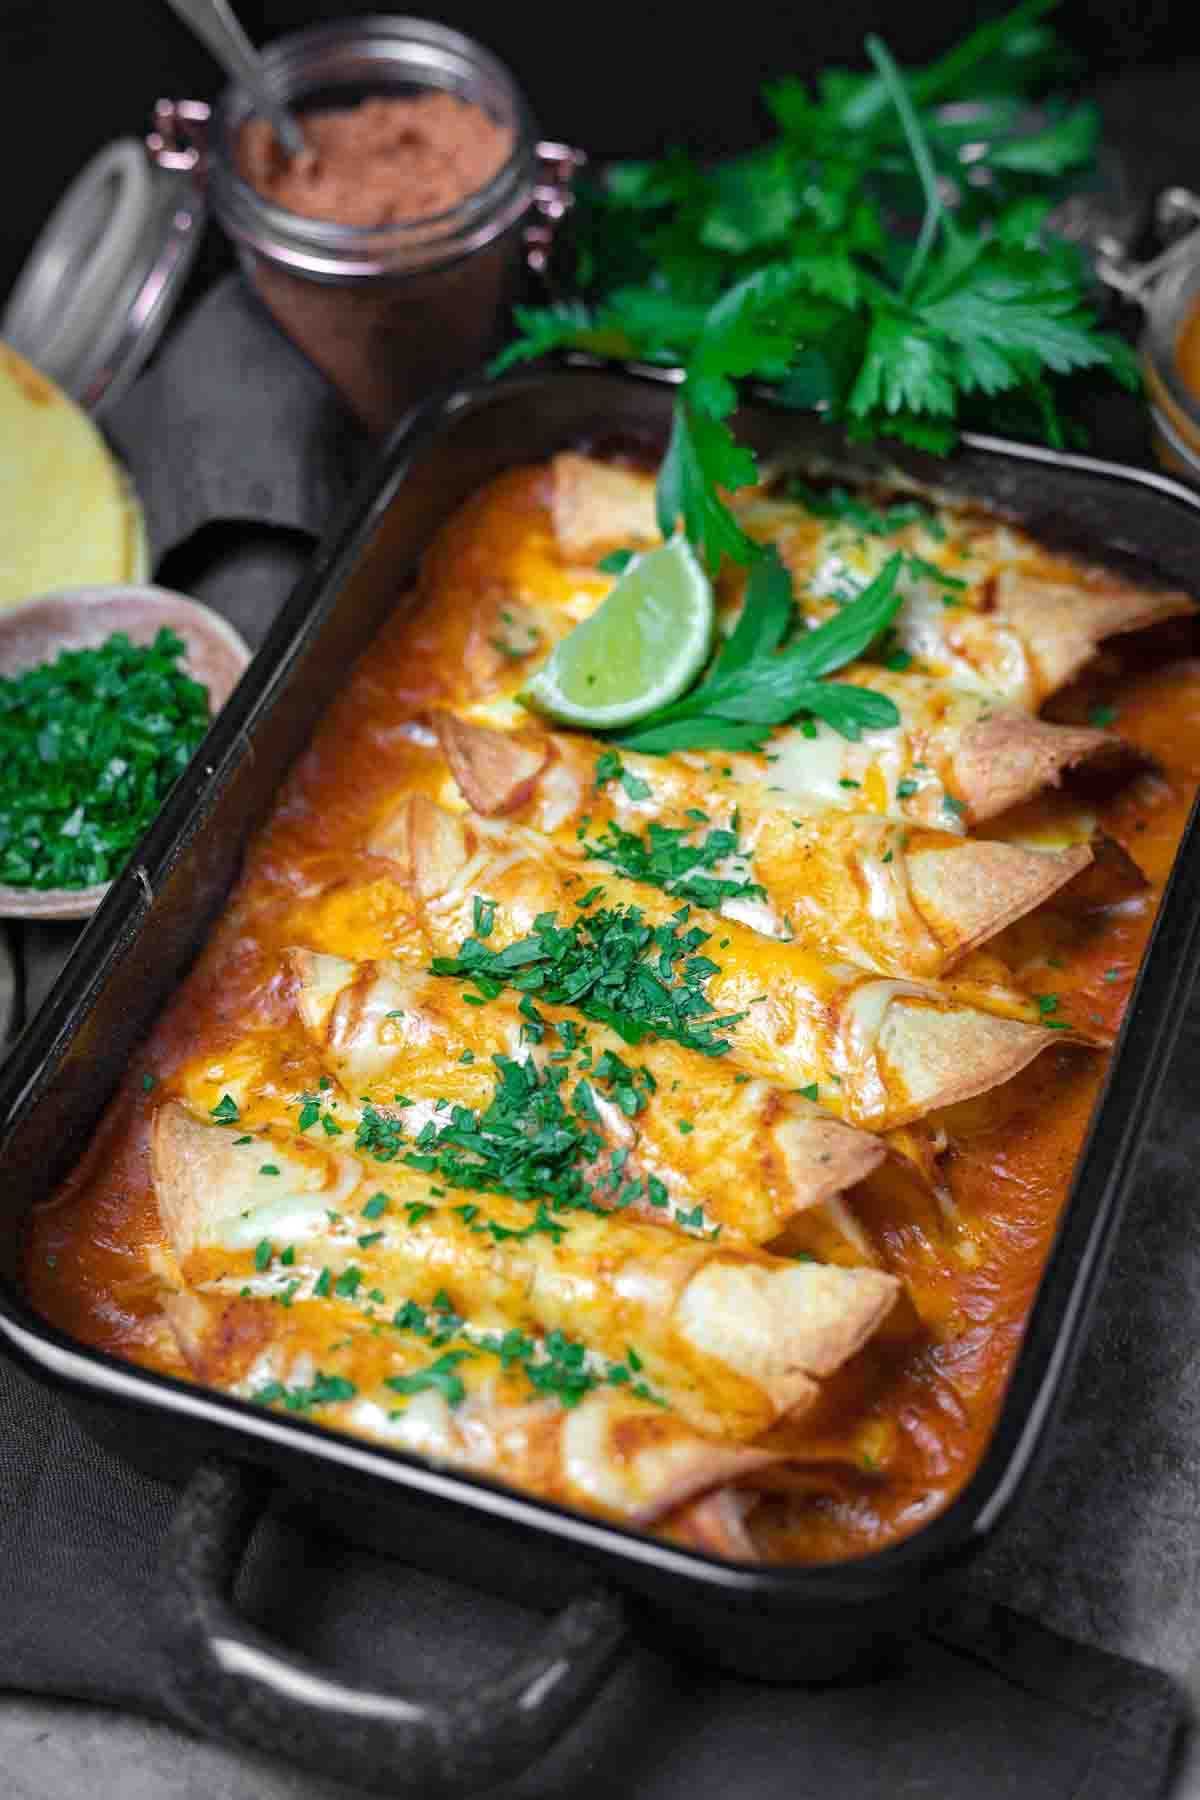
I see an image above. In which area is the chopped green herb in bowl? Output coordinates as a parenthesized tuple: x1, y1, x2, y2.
(0, 589, 250, 916)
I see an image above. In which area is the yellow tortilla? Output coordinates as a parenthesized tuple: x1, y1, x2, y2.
(0, 343, 146, 607)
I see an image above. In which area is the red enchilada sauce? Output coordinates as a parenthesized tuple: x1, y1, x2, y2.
(25, 468, 1200, 1565)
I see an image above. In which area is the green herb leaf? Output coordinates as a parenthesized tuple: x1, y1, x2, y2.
(491, 5, 1134, 561)
(386, 1350, 475, 1407)
(597, 549, 636, 575)
(615, 553, 904, 752)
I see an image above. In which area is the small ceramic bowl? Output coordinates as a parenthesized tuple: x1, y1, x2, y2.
(0, 584, 252, 921)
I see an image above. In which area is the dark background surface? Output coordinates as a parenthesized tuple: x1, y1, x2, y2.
(0, 0, 1193, 299)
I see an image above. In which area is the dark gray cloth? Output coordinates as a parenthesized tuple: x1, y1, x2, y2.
(0, 259, 1192, 1800)
(0, 1347, 1185, 1799)
(106, 274, 365, 578)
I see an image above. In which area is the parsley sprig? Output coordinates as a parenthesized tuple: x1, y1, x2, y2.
(255, 1371, 357, 1412)
(582, 814, 766, 911)
(492, 2, 1135, 575)
(614, 547, 905, 752)
(390, 1299, 666, 1410)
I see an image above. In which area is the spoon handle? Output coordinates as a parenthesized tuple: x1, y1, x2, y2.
(163, 0, 307, 159)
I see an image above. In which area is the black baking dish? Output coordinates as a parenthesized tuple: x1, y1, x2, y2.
(3, 362, 1200, 1796)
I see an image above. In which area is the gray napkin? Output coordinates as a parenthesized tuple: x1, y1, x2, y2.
(107, 273, 366, 590)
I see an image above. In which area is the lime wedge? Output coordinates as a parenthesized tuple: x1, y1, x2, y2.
(520, 536, 713, 730)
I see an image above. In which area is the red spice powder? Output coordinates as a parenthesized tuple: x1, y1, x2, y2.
(239, 91, 514, 227)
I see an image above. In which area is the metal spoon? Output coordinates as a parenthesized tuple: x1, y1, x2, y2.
(163, 0, 308, 159)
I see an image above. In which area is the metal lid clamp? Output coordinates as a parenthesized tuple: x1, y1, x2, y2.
(1, 105, 209, 418)
(1090, 186, 1200, 311)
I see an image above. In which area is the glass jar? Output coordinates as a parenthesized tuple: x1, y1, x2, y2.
(204, 16, 568, 436)
(1094, 188, 1200, 486)
(1140, 240, 1200, 485)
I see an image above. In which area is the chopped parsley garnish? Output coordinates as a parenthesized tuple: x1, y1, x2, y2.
(361, 1193, 389, 1220)
(1103, 968, 1120, 983)
(0, 627, 210, 891)
(210, 1094, 240, 1124)
(253, 1239, 272, 1272)
(390, 1307, 668, 1412)
(895, 778, 920, 799)
(142, 1074, 156, 1092)
(942, 793, 966, 818)
(905, 554, 967, 595)
(432, 901, 744, 1057)
(355, 1104, 406, 1161)
(473, 895, 497, 938)
(596, 549, 636, 576)
(256, 1372, 357, 1411)
(314, 1268, 332, 1298)
(375, 1053, 604, 1222)
(594, 751, 653, 802)
(348, 1031, 713, 1237)
(297, 1096, 321, 1132)
(787, 482, 938, 539)
(796, 1083, 820, 1102)
(581, 813, 766, 912)
(258, 1164, 280, 1177)
(1088, 702, 1118, 728)
(385, 1350, 475, 1408)
(1034, 993, 1060, 1015)
(334, 1266, 363, 1299)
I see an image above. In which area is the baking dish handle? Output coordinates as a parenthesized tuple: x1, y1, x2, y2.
(155, 1456, 628, 1796)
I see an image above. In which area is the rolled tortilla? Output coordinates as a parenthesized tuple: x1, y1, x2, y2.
(283, 946, 886, 1247)
(760, 670, 1117, 829)
(731, 488, 1193, 709)
(549, 453, 660, 561)
(548, 459, 1193, 708)
(151, 1103, 899, 1441)
(158, 1284, 776, 1529)
(366, 796, 1084, 1131)
(428, 710, 1094, 977)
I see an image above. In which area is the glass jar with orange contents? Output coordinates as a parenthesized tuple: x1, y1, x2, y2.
(1099, 188, 1200, 484)
(192, 16, 580, 436)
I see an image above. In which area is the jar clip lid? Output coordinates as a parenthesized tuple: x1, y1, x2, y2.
(1090, 187, 1200, 311)
(1, 107, 209, 417)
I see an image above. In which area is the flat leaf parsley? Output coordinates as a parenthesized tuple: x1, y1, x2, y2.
(492, 1, 1135, 575)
